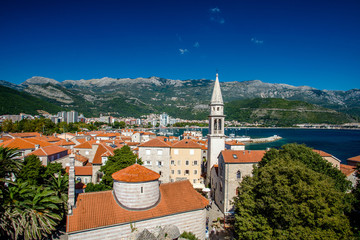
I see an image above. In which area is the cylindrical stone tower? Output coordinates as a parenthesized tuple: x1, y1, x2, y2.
(112, 164, 161, 210)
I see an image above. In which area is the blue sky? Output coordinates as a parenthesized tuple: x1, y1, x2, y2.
(0, 0, 359, 90)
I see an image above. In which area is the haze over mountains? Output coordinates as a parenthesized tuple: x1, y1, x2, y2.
(1, 76, 359, 122)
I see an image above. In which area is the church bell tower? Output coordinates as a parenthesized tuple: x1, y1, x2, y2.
(206, 73, 225, 183)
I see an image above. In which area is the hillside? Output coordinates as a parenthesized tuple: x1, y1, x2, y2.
(225, 98, 355, 126)
(0, 85, 64, 115)
(0, 76, 359, 123)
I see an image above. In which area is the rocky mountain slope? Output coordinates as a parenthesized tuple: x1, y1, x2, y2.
(0, 76, 359, 120)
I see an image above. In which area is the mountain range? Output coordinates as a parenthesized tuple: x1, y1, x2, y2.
(0, 76, 359, 123)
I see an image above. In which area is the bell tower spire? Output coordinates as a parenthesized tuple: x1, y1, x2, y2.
(206, 73, 225, 184)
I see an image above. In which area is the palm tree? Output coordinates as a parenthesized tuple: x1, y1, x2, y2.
(0, 146, 22, 181)
(48, 172, 69, 215)
(20, 187, 63, 240)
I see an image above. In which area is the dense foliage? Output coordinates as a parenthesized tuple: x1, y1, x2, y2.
(225, 98, 355, 126)
(260, 144, 351, 192)
(0, 147, 68, 239)
(1, 118, 98, 134)
(85, 145, 143, 192)
(100, 145, 143, 187)
(234, 145, 353, 239)
(0, 85, 64, 115)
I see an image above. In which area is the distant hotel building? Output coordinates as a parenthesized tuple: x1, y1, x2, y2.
(55, 111, 79, 124)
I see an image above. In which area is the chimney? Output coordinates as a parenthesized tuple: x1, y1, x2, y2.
(68, 153, 76, 215)
(35, 144, 40, 150)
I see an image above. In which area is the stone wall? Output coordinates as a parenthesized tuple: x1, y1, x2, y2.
(113, 180, 160, 209)
(68, 209, 206, 240)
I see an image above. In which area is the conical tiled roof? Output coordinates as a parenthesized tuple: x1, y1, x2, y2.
(210, 73, 223, 104)
(112, 164, 160, 182)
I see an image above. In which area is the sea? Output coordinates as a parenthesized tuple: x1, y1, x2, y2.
(157, 128, 360, 164)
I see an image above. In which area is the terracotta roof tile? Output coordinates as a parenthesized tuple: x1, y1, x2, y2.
(138, 138, 170, 148)
(312, 149, 332, 157)
(66, 166, 93, 176)
(54, 139, 76, 146)
(125, 142, 140, 146)
(226, 140, 245, 146)
(28, 145, 68, 156)
(0, 138, 51, 150)
(74, 153, 89, 163)
(9, 132, 40, 138)
(171, 139, 202, 149)
(221, 150, 266, 163)
(348, 155, 360, 162)
(340, 164, 356, 176)
(74, 141, 95, 149)
(112, 164, 160, 182)
(67, 180, 208, 233)
(92, 144, 114, 165)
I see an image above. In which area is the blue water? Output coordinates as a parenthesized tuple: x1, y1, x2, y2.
(158, 128, 360, 163)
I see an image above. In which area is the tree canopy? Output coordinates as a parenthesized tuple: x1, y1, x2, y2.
(260, 143, 351, 192)
(99, 145, 143, 187)
(234, 144, 353, 239)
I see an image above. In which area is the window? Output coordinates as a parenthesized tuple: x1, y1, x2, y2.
(159, 171, 162, 176)
(157, 149, 163, 155)
(233, 154, 238, 159)
(171, 179, 174, 182)
(146, 149, 151, 155)
(193, 179, 197, 183)
(84, 178, 88, 184)
(178, 170, 181, 174)
(171, 170, 175, 174)
(177, 160, 181, 165)
(141, 187, 143, 193)
(217, 107, 219, 111)
(193, 160, 198, 165)
(190, 149, 194, 155)
(185, 170, 190, 175)
(236, 170, 241, 180)
(157, 161, 162, 167)
(194, 170, 198, 175)
(171, 160, 175, 165)
(145, 161, 151, 166)
(174, 149, 179, 155)
(185, 160, 189, 165)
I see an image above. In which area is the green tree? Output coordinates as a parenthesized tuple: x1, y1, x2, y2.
(100, 145, 142, 187)
(42, 162, 65, 182)
(1, 182, 63, 239)
(0, 147, 22, 181)
(260, 143, 351, 192)
(47, 172, 69, 216)
(17, 155, 45, 185)
(234, 152, 353, 239)
(85, 182, 111, 192)
(349, 164, 360, 237)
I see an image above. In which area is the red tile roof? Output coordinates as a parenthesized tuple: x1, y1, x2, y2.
(28, 145, 68, 156)
(66, 166, 93, 176)
(171, 139, 202, 149)
(312, 149, 332, 157)
(221, 150, 266, 163)
(74, 153, 89, 163)
(54, 139, 76, 146)
(226, 140, 245, 146)
(74, 141, 94, 149)
(0, 138, 51, 150)
(125, 142, 140, 146)
(67, 180, 208, 233)
(9, 132, 40, 138)
(92, 144, 115, 165)
(348, 155, 360, 163)
(138, 138, 171, 148)
(340, 164, 356, 176)
(112, 164, 160, 182)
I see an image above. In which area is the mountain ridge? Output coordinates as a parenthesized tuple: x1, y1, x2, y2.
(0, 76, 359, 120)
